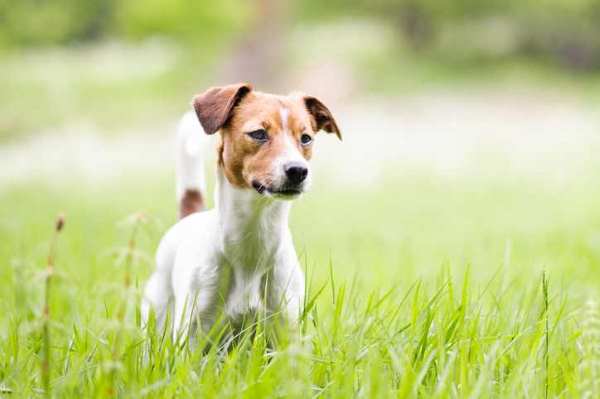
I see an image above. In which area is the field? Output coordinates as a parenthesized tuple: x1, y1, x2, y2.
(2, 161, 600, 397)
(2, 28, 600, 398)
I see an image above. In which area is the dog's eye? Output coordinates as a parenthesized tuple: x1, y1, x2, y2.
(300, 133, 313, 146)
(247, 129, 269, 142)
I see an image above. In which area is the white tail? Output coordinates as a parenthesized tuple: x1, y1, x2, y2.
(176, 111, 208, 219)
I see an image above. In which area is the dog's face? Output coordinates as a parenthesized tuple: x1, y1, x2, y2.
(193, 83, 341, 199)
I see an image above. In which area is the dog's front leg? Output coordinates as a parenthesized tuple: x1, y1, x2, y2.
(265, 253, 305, 326)
(172, 249, 223, 348)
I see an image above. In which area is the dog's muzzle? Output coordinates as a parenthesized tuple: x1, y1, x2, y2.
(252, 162, 309, 198)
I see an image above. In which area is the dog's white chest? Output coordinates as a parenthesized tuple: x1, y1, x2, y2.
(223, 268, 264, 321)
(219, 240, 276, 320)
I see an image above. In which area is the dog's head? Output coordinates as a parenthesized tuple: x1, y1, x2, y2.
(192, 83, 341, 199)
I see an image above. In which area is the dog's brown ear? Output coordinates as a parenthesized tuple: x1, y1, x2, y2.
(192, 83, 253, 135)
(304, 96, 341, 140)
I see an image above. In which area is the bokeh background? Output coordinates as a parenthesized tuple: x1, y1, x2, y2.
(2, 0, 600, 291)
(3, 1, 600, 396)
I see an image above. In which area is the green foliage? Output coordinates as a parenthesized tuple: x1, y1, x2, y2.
(0, 0, 250, 48)
(0, 41, 221, 141)
(0, 171, 599, 396)
(3, 0, 600, 69)
(298, 0, 600, 69)
(113, 0, 250, 42)
(0, 0, 113, 46)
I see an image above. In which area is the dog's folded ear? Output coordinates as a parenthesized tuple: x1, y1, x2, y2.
(304, 96, 342, 140)
(192, 83, 253, 135)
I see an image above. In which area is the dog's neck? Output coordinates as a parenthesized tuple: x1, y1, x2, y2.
(215, 167, 291, 266)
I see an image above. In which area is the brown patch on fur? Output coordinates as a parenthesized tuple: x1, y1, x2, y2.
(179, 189, 204, 219)
(192, 85, 341, 190)
(304, 96, 342, 140)
(193, 83, 252, 134)
(218, 93, 314, 189)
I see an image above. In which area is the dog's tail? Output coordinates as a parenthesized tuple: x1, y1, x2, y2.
(176, 111, 209, 219)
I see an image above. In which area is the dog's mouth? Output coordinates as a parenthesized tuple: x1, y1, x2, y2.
(252, 180, 303, 198)
(270, 188, 303, 197)
(252, 180, 267, 194)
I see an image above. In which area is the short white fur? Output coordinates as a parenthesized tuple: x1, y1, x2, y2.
(142, 111, 305, 343)
(271, 107, 311, 190)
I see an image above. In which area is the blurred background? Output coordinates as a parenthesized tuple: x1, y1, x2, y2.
(2, 0, 600, 288)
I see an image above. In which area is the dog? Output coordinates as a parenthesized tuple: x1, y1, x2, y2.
(141, 83, 341, 344)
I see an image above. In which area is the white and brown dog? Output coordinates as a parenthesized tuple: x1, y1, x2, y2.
(142, 83, 341, 343)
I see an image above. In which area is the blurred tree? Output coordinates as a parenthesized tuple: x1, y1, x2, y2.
(296, 0, 600, 70)
(0, 0, 249, 48)
(3, 0, 600, 70)
(218, 0, 288, 89)
(0, 0, 113, 46)
(113, 0, 249, 43)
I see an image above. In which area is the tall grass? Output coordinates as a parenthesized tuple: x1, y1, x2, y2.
(1, 175, 598, 397)
(106, 213, 146, 397)
(41, 214, 65, 398)
(542, 271, 549, 399)
(4, 255, 578, 396)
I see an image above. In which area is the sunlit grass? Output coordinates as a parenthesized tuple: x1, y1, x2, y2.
(0, 40, 223, 141)
(1, 170, 599, 397)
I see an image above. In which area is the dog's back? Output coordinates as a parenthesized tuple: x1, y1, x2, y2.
(142, 112, 212, 330)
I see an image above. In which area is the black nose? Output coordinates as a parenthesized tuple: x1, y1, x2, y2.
(284, 163, 308, 185)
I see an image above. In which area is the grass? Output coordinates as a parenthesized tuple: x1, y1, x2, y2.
(290, 19, 600, 100)
(0, 169, 599, 398)
(5, 23, 600, 143)
(2, 23, 600, 396)
(0, 40, 225, 142)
